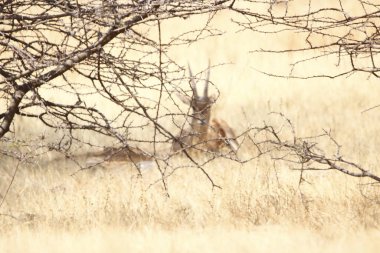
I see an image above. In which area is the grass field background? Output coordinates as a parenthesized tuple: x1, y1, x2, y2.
(1, 2, 380, 252)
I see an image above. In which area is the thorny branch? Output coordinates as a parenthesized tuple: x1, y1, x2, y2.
(231, 0, 380, 78)
(2, 0, 380, 191)
(249, 113, 380, 185)
(0, 0, 236, 189)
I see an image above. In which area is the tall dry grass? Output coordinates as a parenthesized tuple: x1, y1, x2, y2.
(2, 3, 380, 252)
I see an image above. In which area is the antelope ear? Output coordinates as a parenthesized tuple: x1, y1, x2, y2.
(174, 92, 192, 105)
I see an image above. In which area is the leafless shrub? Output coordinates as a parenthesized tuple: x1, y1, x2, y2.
(0, 0, 248, 191)
(231, 0, 380, 78)
(247, 113, 380, 185)
(1, 0, 380, 192)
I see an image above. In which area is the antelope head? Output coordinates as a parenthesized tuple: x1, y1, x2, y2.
(173, 64, 239, 154)
(188, 65, 215, 144)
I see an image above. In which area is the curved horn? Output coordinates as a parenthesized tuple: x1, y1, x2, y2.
(203, 62, 210, 98)
(188, 64, 197, 97)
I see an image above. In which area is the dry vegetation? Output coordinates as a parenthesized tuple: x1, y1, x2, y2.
(2, 74, 380, 252)
(2, 3, 380, 253)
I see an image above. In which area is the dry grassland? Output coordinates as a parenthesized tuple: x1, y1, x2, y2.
(1, 3, 380, 252)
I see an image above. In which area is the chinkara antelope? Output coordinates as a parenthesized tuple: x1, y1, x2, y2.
(171, 65, 239, 154)
(54, 64, 239, 167)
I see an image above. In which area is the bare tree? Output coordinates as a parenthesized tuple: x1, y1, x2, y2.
(0, 0, 257, 192)
(2, 0, 380, 189)
(224, 0, 380, 185)
(230, 0, 380, 78)
(247, 113, 380, 185)
(0, 3, 229, 147)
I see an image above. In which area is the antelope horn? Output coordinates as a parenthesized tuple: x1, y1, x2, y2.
(203, 62, 210, 98)
(188, 64, 197, 97)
